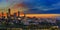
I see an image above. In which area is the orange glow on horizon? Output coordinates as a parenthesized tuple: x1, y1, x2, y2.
(26, 14, 60, 18)
(0, 12, 59, 18)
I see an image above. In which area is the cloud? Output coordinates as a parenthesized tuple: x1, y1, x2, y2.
(23, 0, 60, 11)
(0, 0, 60, 13)
(0, 0, 24, 9)
(0, 0, 10, 9)
(42, 2, 60, 11)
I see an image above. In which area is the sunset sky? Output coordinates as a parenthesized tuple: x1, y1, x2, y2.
(0, 0, 60, 14)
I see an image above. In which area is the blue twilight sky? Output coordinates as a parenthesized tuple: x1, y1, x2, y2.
(0, 0, 60, 14)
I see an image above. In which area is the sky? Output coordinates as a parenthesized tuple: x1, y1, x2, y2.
(0, 0, 60, 14)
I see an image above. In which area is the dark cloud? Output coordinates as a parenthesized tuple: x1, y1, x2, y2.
(23, 0, 60, 14)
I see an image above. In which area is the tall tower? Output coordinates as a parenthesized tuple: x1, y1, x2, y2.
(18, 11, 20, 17)
(8, 8, 10, 15)
(2, 12, 4, 18)
(7, 8, 11, 18)
(14, 13, 17, 20)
